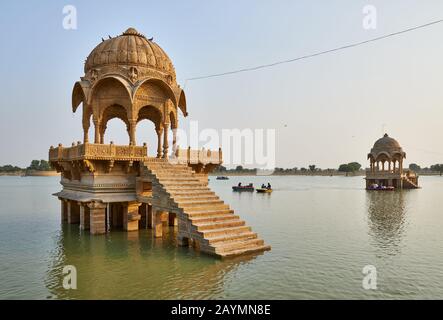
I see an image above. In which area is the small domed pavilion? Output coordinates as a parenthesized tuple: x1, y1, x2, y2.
(366, 133, 419, 189)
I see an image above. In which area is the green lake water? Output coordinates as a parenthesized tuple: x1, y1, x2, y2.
(1, 175, 443, 299)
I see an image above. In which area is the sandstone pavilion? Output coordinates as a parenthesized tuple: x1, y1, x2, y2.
(49, 28, 270, 258)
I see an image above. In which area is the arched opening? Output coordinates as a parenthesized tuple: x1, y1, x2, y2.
(101, 104, 130, 144)
(136, 120, 158, 155)
(103, 118, 128, 145)
(137, 105, 162, 156)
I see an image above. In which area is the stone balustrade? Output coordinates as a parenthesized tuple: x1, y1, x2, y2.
(173, 147, 222, 165)
(49, 142, 148, 162)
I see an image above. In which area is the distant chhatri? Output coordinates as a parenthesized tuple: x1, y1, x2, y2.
(365, 133, 419, 189)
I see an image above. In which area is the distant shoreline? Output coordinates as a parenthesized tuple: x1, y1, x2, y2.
(210, 172, 365, 177)
(210, 172, 443, 177)
(0, 170, 59, 177)
(24, 170, 59, 177)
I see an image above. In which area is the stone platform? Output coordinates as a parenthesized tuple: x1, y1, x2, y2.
(50, 143, 271, 258)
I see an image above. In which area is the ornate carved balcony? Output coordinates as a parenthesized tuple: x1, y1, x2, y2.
(49, 143, 148, 162)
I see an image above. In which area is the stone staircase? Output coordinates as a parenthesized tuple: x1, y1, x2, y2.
(142, 160, 270, 258)
(403, 176, 419, 189)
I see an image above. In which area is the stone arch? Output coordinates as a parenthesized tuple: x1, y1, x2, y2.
(375, 152, 392, 162)
(90, 76, 133, 120)
(391, 152, 405, 161)
(133, 78, 177, 113)
(169, 110, 177, 129)
(100, 104, 130, 144)
(137, 105, 163, 129)
(178, 90, 187, 117)
(72, 82, 95, 143)
(72, 82, 87, 113)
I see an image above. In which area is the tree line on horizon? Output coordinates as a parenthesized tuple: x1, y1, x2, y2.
(409, 163, 443, 175)
(0, 160, 53, 173)
(214, 163, 363, 175)
(215, 162, 443, 176)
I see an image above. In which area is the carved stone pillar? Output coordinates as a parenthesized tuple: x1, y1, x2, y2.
(93, 118, 101, 144)
(129, 120, 137, 146)
(82, 106, 90, 144)
(172, 127, 177, 156)
(156, 127, 163, 158)
(99, 125, 106, 145)
(123, 202, 141, 231)
(163, 123, 169, 158)
(88, 201, 107, 235)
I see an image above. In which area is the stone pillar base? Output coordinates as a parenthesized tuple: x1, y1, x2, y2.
(177, 236, 189, 246)
(60, 199, 68, 223)
(80, 204, 90, 230)
(67, 201, 80, 224)
(88, 201, 107, 235)
(153, 209, 168, 238)
(123, 202, 141, 231)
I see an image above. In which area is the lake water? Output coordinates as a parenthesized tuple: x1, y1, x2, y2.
(1, 175, 443, 299)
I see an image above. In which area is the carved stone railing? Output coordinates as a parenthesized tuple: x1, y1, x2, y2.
(172, 147, 223, 165)
(49, 143, 148, 162)
(365, 170, 403, 179)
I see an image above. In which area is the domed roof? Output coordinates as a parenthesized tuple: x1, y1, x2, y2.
(368, 133, 405, 159)
(84, 27, 176, 81)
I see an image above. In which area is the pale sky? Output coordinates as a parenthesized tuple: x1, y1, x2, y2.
(1, 0, 443, 169)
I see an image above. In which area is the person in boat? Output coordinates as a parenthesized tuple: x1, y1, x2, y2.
(267, 183, 272, 189)
(249, 183, 253, 187)
(261, 183, 266, 189)
(238, 182, 242, 187)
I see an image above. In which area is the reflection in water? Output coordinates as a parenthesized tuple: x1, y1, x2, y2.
(45, 225, 260, 299)
(366, 191, 407, 255)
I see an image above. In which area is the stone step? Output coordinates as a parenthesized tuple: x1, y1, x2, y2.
(166, 186, 211, 192)
(169, 190, 215, 196)
(177, 199, 225, 207)
(199, 225, 251, 238)
(147, 165, 192, 172)
(153, 173, 195, 178)
(206, 231, 258, 244)
(195, 219, 245, 231)
(190, 214, 240, 224)
(173, 194, 220, 201)
(184, 204, 230, 212)
(214, 238, 265, 253)
(218, 244, 272, 258)
(150, 166, 192, 170)
(159, 177, 201, 183)
(161, 181, 206, 187)
(186, 209, 235, 218)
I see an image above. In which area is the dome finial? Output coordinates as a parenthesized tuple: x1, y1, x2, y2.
(383, 133, 388, 137)
(123, 27, 138, 35)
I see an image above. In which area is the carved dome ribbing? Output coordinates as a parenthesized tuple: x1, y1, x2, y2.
(84, 27, 176, 82)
